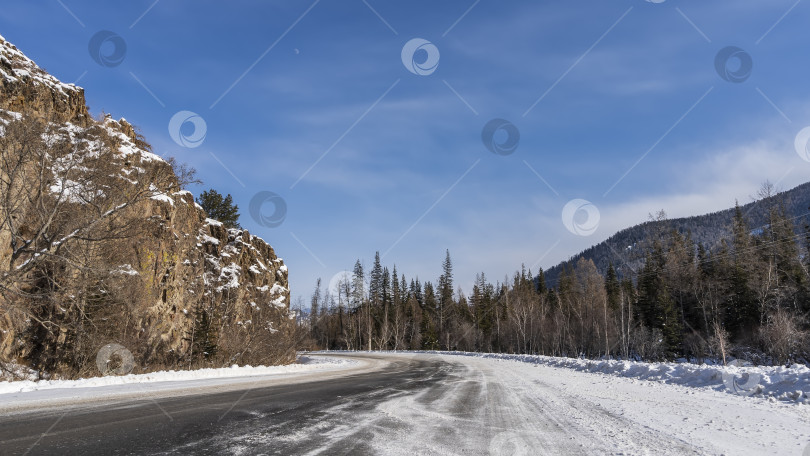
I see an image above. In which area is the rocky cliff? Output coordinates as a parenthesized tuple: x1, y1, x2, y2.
(0, 34, 294, 378)
(0, 35, 90, 126)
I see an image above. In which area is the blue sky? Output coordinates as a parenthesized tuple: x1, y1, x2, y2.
(3, 0, 810, 305)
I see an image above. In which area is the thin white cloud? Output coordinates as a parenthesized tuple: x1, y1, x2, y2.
(531, 128, 809, 271)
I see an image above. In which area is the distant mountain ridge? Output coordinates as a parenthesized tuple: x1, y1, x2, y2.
(543, 181, 810, 287)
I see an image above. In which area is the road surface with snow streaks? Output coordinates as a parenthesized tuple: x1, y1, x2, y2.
(0, 353, 808, 455)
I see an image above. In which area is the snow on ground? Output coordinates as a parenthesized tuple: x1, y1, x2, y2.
(0, 356, 356, 402)
(419, 350, 810, 404)
(304, 352, 810, 455)
(1, 352, 808, 454)
(440, 353, 810, 455)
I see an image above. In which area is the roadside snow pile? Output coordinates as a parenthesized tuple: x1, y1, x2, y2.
(422, 351, 810, 404)
(0, 355, 354, 395)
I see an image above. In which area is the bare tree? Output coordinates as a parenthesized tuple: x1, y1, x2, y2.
(0, 114, 179, 374)
(710, 320, 729, 365)
(760, 308, 806, 365)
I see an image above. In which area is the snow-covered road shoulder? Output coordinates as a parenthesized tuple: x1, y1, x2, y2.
(0, 355, 359, 413)
(418, 351, 810, 404)
(0, 355, 350, 395)
(305, 352, 810, 455)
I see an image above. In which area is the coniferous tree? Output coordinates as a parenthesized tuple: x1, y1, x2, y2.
(369, 252, 383, 306)
(439, 250, 454, 305)
(311, 278, 322, 333)
(412, 278, 423, 306)
(197, 189, 241, 228)
(605, 264, 620, 312)
(391, 265, 400, 307)
(636, 241, 682, 357)
(801, 216, 810, 315)
(190, 307, 218, 361)
(438, 250, 454, 348)
(727, 203, 758, 337)
(400, 274, 408, 306)
(382, 267, 391, 307)
(304, 186, 810, 363)
(351, 260, 365, 309)
(535, 268, 547, 296)
(421, 282, 439, 349)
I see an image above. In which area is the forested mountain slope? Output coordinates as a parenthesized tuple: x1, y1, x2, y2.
(543, 182, 810, 287)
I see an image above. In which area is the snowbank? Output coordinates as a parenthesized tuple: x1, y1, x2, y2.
(411, 351, 810, 404)
(0, 355, 352, 395)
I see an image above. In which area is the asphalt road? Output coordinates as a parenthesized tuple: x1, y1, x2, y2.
(4, 352, 800, 455)
(0, 354, 456, 455)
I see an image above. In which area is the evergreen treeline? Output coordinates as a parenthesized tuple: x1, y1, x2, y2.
(306, 186, 810, 365)
(544, 180, 810, 287)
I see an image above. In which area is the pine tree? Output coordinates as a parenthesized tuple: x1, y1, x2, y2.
(439, 250, 454, 305)
(197, 189, 241, 228)
(771, 202, 802, 289)
(369, 252, 383, 306)
(535, 268, 547, 295)
(437, 250, 454, 348)
(412, 278, 423, 306)
(637, 245, 663, 329)
(400, 274, 408, 306)
(801, 217, 810, 315)
(605, 264, 620, 311)
(421, 282, 439, 349)
(311, 278, 322, 333)
(636, 241, 682, 356)
(351, 260, 364, 309)
(391, 265, 400, 307)
(472, 272, 495, 350)
(190, 306, 218, 361)
(382, 267, 391, 307)
(726, 203, 758, 336)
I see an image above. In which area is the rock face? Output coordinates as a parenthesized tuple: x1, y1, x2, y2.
(0, 34, 90, 126)
(0, 34, 293, 376)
